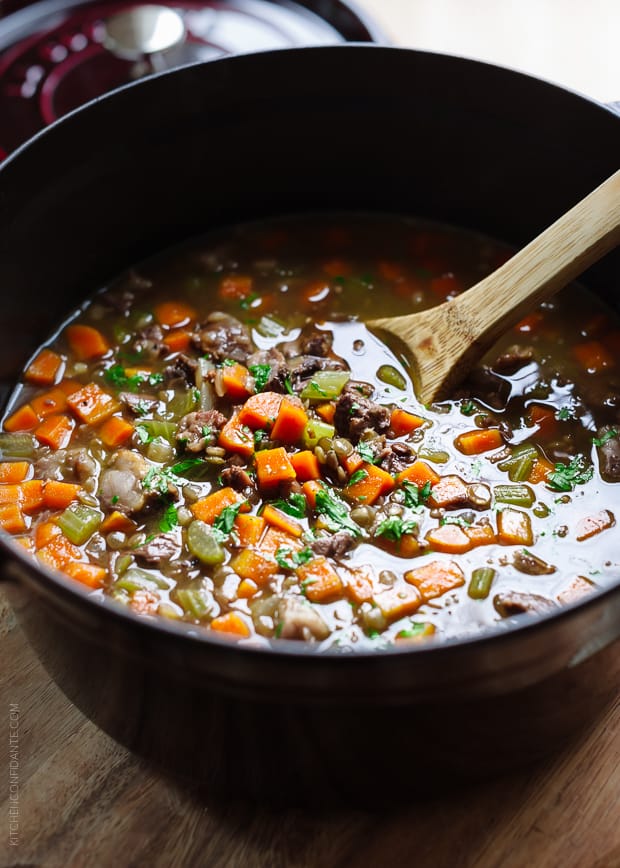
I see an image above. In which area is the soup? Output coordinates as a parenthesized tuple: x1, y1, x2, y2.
(1, 214, 619, 649)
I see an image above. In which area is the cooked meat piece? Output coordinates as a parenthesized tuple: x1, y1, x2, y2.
(375, 439, 415, 474)
(132, 533, 180, 565)
(289, 355, 348, 387)
(276, 596, 330, 641)
(219, 463, 255, 494)
(176, 410, 226, 453)
(572, 377, 620, 424)
(119, 392, 160, 416)
(247, 348, 290, 393)
(132, 323, 167, 361)
(512, 550, 556, 575)
(310, 530, 355, 559)
(334, 385, 390, 443)
(454, 366, 510, 410)
(164, 354, 198, 387)
(493, 591, 557, 618)
(35, 447, 98, 487)
(300, 329, 333, 357)
(343, 380, 374, 398)
(428, 476, 491, 511)
(492, 345, 535, 374)
(193, 311, 253, 363)
(99, 449, 157, 514)
(104, 289, 135, 313)
(595, 426, 620, 481)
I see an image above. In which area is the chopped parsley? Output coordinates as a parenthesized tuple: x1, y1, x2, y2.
(202, 425, 213, 440)
(249, 364, 271, 392)
(111, 495, 119, 505)
(159, 503, 179, 533)
(284, 376, 294, 396)
(347, 469, 368, 487)
(374, 515, 418, 542)
(104, 364, 164, 392)
(142, 466, 176, 495)
(275, 546, 313, 571)
(556, 407, 574, 422)
(396, 622, 429, 640)
(307, 380, 328, 397)
(169, 458, 206, 477)
(461, 400, 476, 416)
(592, 428, 618, 447)
(212, 503, 245, 542)
(274, 621, 284, 638)
(357, 441, 378, 465)
(254, 428, 268, 449)
(402, 480, 431, 508)
(548, 455, 594, 492)
(240, 292, 259, 310)
(135, 424, 152, 444)
(220, 358, 236, 367)
(314, 488, 361, 536)
(271, 492, 307, 519)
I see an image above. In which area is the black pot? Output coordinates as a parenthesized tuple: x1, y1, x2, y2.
(1, 46, 619, 805)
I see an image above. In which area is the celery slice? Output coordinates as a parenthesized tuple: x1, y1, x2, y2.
(187, 520, 225, 565)
(57, 504, 102, 545)
(498, 444, 538, 482)
(175, 587, 212, 619)
(115, 567, 169, 592)
(167, 388, 199, 421)
(468, 567, 496, 600)
(303, 420, 336, 448)
(138, 420, 177, 444)
(301, 371, 350, 400)
(0, 432, 36, 458)
(494, 484, 535, 507)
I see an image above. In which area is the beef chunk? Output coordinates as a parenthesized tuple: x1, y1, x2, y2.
(334, 384, 390, 443)
(276, 596, 330, 641)
(132, 324, 167, 361)
(493, 591, 557, 618)
(164, 354, 198, 388)
(289, 355, 348, 387)
(100, 449, 161, 514)
(176, 410, 227, 453)
(310, 530, 355, 559)
(428, 476, 491, 511)
(219, 462, 255, 494)
(512, 550, 556, 575)
(35, 447, 97, 487)
(454, 366, 510, 410)
(132, 533, 180, 564)
(492, 345, 535, 374)
(375, 439, 415, 474)
(247, 348, 290, 393)
(300, 329, 333, 357)
(193, 312, 253, 363)
(595, 426, 620, 481)
(119, 392, 160, 416)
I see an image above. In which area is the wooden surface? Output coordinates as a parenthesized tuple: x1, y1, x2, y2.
(2, 2, 620, 866)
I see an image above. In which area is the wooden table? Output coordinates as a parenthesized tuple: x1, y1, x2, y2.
(2, 2, 620, 865)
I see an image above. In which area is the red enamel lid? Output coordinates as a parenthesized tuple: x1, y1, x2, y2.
(0, 0, 383, 156)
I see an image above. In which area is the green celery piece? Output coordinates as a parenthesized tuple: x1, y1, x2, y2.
(256, 315, 286, 338)
(115, 567, 169, 592)
(138, 420, 177, 444)
(302, 420, 335, 448)
(417, 446, 449, 464)
(57, 504, 102, 546)
(493, 484, 535, 507)
(498, 443, 538, 482)
(376, 364, 406, 390)
(187, 521, 226, 565)
(300, 371, 350, 401)
(468, 567, 497, 600)
(0, 432, 36, 458)
(175, 588, 212, 619)
(167, 388, 200, 421)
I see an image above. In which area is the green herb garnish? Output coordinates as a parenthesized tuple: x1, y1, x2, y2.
(271, 492, 307, 519)
(159, 503, 179, 533)
(284, 376, 294, 396)
(592, 428, 618, 447)
(548, 455, 594, 492)
(357, 441, 377, 465)
(347, 469, 368, 487)
(402, 480, 431, 508)
(275, 546, 313, 571)
(461, 400, 476, 416)
(212, 503, 244, 541)
(240, 292, 259, 310)
(556, 407, 573, 421)
(249, 364, 271, 392)
(104, 364, 163, 392)
(314, 489, 361, 536)
(374, 515, 418, 542)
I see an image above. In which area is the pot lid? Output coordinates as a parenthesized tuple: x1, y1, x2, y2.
(0, 0, 382, 156)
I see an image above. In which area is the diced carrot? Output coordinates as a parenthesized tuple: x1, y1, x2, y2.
(515, 312, 544, 334)
(464, 523, 497, 547)
(528, 404, 557, 439)
(230, 549, 278, 587)
(425, 523, 472, 554)
(0, 484, 22, 506)
(218, 411, 255, 458)
(271, 399, 308, 444)
(123, 366, 153, 379)
(302, 480, 323, 509)
(37, 535, 84, 570)
(259, 526, 303, 556)
(100, 511, 137, 535)
(575, 509, 615, 542)
(238, 392, 283, 429)
(234, 513, 266, 546)
(394, 623, 436, 643)
(341, 565, 375, 604)
(497, 508, 533, 546)
(25, 348, 63, 386)
(315, 402, 336, 424)
(572, 340, 614, 373)
(63, 560, 107, 589)
(217, 363, 253, 402)
(455, 428, 504, 455)
(98, 415, 134, 448)
(66, 324, 109, 360)
(389, 533, 423, 558)
(218, 275, 253, 301)
(237, 578, 259, 599)
(0, 461, 31, 484)
(162, 330, 192, 354)
(3, 403, 39, 432)
(322, 258, 353, 278)
(427, 475, 469, 509)
(254, 447, 297, 489)
(404, 560, 465, 601)
(56, 379, 82, 396)
(191, 487, 248, 524)
(390, 408, 425, 437)
(66, 383, 120, 425)
(30, 387, 68, 420)
(0, 503, 27, 534)
(43, 480, 81, 510)
(373, 584, 423, 622)
(296, 556, 344, 603)
(35, 414, 75, 450)
(154, 300, 196, 327)
(430, 273, 463, 299)
(210, 611, 252, 638)
(290, 450, 321, 481)
(527, 457, 555, 485)
(344, 463, 395, 505)
(341, 451, 364, 475)
(396, 460, 440, 488)
(261, 504, 303, 538)
(21, 480, 45, 514)
(35, 519, 62, 549)
(557, 576, 595, 604)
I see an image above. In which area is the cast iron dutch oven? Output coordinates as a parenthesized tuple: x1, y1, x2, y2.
(0, 46, 619, 804)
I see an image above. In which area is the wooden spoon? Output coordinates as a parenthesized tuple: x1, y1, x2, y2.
(368, 169, 620, 405)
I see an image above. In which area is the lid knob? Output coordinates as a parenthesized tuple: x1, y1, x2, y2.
(103, 4, 186, 71)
